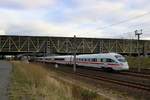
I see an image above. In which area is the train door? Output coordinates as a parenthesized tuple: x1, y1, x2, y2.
(100, 58, 106, 68)
(105, 58, 117, 69)
(101, 58, 115, 71)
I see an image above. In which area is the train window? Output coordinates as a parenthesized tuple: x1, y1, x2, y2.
(115, 55, 122, 58)
(88, 59, 90, 61)
(106, 59, 115, 62)
(118, 59, 126, 62)
(54, 58, 64, 60)
(95, 58, 97, 62)
(92, 59, 94, 62)
(92, 58, 97, 62)
(46, 58, 51, 60)
(101, 59, 104, 62)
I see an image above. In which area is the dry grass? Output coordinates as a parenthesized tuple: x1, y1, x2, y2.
(9, 57, 149, 100)
(9, 61, 107, 100)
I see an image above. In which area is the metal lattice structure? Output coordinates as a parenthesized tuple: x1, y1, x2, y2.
(0, 35, 150, 55)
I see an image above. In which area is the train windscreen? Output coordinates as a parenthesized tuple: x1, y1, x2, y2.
(115, 55, 126, 62)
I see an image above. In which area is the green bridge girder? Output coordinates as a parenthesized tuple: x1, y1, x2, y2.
(0, 35, 150, 55)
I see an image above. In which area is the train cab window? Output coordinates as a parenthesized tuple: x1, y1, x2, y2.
(115, 55, 126, 62)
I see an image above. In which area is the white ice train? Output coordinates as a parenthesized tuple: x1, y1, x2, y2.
(36, 53, 129, 71)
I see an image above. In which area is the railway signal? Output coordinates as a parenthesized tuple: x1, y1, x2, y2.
(135, 29, 143, 72)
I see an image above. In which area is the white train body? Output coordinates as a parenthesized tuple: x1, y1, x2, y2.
(36, 53, 129, 71)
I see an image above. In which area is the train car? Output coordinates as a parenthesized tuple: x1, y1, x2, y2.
(76, 53, 129, 71)
(36, 53, 129, 71)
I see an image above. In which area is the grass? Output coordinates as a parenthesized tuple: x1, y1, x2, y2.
(9, 61, 107, 100)
(72, 85, 98, 100)
(126, 57, 150, 69)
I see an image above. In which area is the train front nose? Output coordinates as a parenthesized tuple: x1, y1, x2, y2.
(122, 62, 129, 70)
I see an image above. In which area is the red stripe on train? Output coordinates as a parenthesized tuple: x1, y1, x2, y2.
(54, 61, 120, 66)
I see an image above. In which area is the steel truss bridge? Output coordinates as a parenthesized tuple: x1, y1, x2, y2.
(0, 35, 150, 56)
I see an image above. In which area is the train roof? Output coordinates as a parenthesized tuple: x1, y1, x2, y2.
(37, 53, 122, 58)
(77, 53, 117, 58)
(77, 53, 120, 57)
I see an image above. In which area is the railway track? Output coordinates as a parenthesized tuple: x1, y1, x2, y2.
(31, 61, 150, 100)
(75, 71, 150, 92)
(76, 66, 150, 79)
(129, 68, 150, 74)
(34, 61, 150, 92)
(50, 65, 150, 92)
(35, 61, 150, 79)
(120, 71, 150, 79)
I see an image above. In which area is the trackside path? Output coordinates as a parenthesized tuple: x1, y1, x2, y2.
(0, 61, 12, 100)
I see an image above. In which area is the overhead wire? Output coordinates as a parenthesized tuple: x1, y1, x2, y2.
(85, 11, 150, 39)
(95, 11, 150, 30)
(86, 11, 150, 34)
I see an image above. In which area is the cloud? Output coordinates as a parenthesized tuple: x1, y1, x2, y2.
(0, 0, 149, 39)
(0, 0, 58, 9)
(0, 30, 5, 35)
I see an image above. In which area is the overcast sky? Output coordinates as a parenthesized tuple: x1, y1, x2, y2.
(0, 0, 150, 39)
